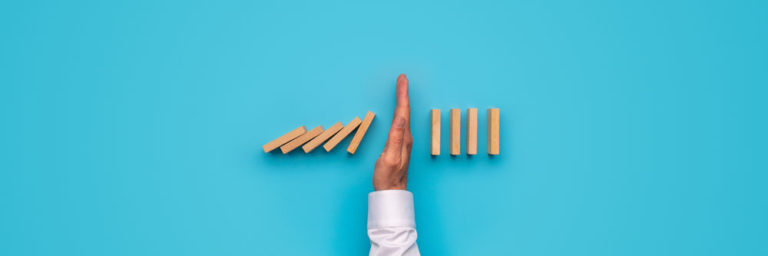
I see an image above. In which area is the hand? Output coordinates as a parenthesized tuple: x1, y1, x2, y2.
(373, 74, 413, 191)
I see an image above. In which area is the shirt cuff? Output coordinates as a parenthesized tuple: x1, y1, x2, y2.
(367, 190, 415, 229)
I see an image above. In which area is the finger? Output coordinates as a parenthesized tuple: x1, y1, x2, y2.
(394, 74, 410, 122)
(382, 117, 406, 163)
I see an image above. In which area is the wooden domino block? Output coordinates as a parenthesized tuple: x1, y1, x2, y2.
(450, 108, 461, 155)
(323, 117, 362, 152)
(467, 108, 478, 155)
(302, 122, 343, 153)
(262, 126, 307, 153)
(487, 108, 500, 155)
(431, 109, 440, 155)
(280, 125, 324, 154)
(347, 111, 376, 154)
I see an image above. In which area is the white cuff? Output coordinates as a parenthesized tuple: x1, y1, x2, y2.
(367, 190, 415, 229)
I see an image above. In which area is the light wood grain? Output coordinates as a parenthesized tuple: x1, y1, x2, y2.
(323, 117, 362, 152)
(450, 108, 461, 155)
(431, 109, 440, 155)
(302, 122, 344, 153)
(487, 108, 500, 155)
(280, 125, 324, 154)
(262, 126, 307, 153)
(347, 111, 376, 154)
(466, 108, 478, 155)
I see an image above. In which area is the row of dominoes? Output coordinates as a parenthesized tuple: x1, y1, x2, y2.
(262, 111, 376, 154)
(431, 108, 500, 156)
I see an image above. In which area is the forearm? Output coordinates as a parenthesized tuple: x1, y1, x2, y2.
(367, 190, 419, 256)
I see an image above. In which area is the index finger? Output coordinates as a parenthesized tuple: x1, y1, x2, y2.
(394, 74, 410, 123)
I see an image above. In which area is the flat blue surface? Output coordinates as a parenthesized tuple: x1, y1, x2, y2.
(1, 0, 767, 255)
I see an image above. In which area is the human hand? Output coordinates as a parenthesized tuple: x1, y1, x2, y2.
(373, 74, 413, 191)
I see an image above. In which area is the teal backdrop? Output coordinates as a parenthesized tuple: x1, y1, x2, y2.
(1, 0, 766, 255)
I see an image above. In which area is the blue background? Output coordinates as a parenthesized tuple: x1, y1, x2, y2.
(1, 0, 766, 255)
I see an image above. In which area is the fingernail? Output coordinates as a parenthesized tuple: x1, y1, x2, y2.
(397, 74, 407, 84)
(393, 117, 405, 128)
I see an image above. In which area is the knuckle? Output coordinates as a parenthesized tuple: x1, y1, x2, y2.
(390, 136, 404, 145)
(376, 155, 386, 163)
(384, 154, 400, 166)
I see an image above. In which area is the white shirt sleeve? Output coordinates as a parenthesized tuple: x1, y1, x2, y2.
(367, 190, 420, 256)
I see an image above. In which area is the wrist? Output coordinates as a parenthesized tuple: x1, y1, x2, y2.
(373, 183, 407, 191)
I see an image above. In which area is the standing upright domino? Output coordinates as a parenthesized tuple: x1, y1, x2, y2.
(323, 117, 362, 152)
(431, 109, 440, 155)
(487, 108, 500, 155)
(466, 108, 478, 155)
(347, 111, 376, 154)
(450, 108, 461, 155)
(262, 126, 307, 153)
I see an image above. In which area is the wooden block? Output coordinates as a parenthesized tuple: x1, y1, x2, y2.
(262, 126, 306, 153)
(302, 122, 343, 153)
(487, 108, 500, 155)
(347, 111, 376, 154)
(450, 108, 461, 155)
(467, 108, 478, 155)
(280, 125, 324, 154)
(323, 117, 362, 152)
(431, 109, 440, 155)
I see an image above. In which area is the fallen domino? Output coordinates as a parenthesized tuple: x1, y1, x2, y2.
(324, 117, 362, 152)
(262, 112, 375, 155)
(347, 111, 376, 154)
(263, 126, 306, 153)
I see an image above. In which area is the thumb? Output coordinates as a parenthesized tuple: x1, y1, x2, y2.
(382, 117, 406, 163)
